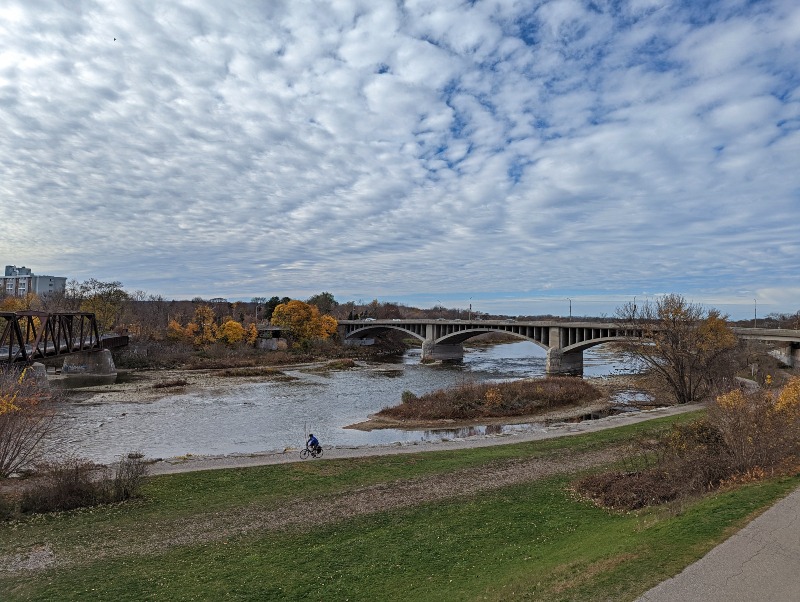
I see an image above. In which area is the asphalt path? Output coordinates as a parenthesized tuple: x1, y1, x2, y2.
(638, 483, 800, 602)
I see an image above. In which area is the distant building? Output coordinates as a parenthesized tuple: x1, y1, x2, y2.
(2, 265, 67, 298)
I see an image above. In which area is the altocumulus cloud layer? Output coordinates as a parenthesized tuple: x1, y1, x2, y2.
(1, 0, 799, 317)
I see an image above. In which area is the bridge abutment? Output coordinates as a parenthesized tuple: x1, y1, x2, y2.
(421, 340, 464, 362)
(62, 349, 117, 375)
(772, 343, 800, 368)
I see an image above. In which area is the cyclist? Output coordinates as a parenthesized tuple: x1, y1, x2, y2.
(306, 433, 321, 455)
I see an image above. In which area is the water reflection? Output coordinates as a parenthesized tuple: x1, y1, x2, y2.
(48, 341, 641, 463)
(423, 422, 540, 439)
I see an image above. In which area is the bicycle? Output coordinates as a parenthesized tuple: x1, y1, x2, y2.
(300, 445, 323, 459)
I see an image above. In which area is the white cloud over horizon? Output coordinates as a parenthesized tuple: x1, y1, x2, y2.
(1, 0, 799, 320)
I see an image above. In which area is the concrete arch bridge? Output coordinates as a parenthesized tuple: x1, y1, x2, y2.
(339, 319, 646, 375)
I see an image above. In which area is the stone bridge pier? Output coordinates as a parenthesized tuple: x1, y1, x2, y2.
(544, 326, 584, 376)
(421, 339, 465, 362)
(420, 324, 465, 361)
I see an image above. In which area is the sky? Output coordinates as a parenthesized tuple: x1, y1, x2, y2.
(1, 0, 799, 320)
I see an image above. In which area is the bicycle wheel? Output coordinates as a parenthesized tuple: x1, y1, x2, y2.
(300, 448, 310, 459)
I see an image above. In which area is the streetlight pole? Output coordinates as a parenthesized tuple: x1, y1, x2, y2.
(754, 298, 757, 329)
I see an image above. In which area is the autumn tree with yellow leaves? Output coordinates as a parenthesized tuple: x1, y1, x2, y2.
(270, 300, 338, 345)
(165, 308, 260, 348)
(0, 292, 40, 312)
(190, 304, 218, 346)
(617, 293, 741, 404)
(0, 367, 56, 477)
(217, 320, 246, 345)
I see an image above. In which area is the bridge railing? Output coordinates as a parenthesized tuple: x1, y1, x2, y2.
(0, 311, 102, 363)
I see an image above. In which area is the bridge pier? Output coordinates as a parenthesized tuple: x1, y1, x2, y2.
(545, 349, 583, 375)
(421, 340, 464, 362)
(62, 349, 117, 375)
(24, 362, 49, 388)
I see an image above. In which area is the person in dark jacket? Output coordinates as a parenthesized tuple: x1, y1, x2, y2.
(306, 433, 321, 454)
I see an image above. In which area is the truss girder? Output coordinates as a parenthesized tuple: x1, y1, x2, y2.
(0, 311, 101, 363)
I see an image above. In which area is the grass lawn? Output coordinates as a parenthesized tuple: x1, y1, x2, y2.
(2, 411, 797, 601)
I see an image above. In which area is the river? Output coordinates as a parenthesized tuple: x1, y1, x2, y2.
(50, 342, 641, 464)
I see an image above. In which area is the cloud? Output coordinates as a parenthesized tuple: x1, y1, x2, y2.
(0, 0, 798, 320)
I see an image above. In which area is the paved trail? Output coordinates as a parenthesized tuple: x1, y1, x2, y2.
(638, 483, 800, 602)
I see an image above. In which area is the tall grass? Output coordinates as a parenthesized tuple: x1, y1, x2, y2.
(379, 377, 601, 421)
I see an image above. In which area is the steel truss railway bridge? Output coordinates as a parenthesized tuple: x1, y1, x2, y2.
(0, 311, 128, 365)
(339, 319, 800, 375)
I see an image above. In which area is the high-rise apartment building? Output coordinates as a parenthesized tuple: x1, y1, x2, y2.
(2, 265, 67, 298)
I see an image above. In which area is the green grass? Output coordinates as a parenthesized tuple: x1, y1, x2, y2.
(2, 410, 796, 601)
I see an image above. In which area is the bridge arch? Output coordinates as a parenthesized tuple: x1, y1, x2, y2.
(432, 328, 550, 353)
(342, 324, 426, 343)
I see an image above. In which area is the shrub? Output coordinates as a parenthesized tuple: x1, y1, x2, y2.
(112, 453, 148, 501)
(20, 458, 103, 514)
(709, 383, 800, 473)
(18, 453, 149, 515)
(401, 390, 418, 404)
(378, 377, 601, 421)
(577, 471, 681, 511)
(0, 367, 57, 477)
(577, 379, 800, 511)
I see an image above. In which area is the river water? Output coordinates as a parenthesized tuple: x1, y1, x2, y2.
(50, 342, 639, 464)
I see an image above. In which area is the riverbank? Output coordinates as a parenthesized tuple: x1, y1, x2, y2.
(8, 403, 794, 602)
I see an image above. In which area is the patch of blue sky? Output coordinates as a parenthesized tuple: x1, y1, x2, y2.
(507, 156, 533, 184)
(511, 15, 539, 48)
